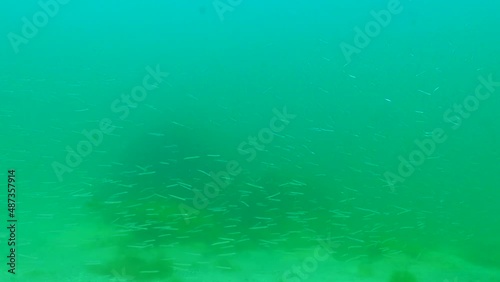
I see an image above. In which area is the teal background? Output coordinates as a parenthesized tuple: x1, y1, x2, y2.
(0, 0, 499, 281)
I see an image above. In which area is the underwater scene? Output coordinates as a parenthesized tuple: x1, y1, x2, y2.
(1, 0, 499, 281)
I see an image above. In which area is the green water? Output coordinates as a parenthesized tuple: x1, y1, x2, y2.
(1, 1, 499, 281)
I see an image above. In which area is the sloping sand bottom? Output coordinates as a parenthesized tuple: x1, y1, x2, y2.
(3, 243, 499, 282)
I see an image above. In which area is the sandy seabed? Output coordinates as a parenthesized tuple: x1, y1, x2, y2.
(2, 244, 499, 282)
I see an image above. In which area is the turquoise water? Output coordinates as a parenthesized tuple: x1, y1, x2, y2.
(1, 0, 499, 281)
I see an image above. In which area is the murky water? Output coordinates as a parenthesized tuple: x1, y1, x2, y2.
(1, 1, 499, 281)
